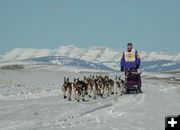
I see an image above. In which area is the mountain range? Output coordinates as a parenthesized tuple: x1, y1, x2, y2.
(1, 45, 180, 72)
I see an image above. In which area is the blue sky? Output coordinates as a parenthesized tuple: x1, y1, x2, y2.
(0, 0, 180, 54)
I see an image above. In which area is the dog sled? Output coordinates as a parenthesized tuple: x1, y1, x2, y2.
(123, 67, 142, 94)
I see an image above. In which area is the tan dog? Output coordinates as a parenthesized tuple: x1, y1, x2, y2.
(115, 76, 125, 95)
(104, 75, 114, 96)
(62, 77, 72, 101)
(84, 76, 95, 98)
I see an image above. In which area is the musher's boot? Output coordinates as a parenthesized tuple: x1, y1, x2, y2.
(138, 87, 142, 93)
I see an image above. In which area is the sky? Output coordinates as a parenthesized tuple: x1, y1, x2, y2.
(0, 0, 180, 54)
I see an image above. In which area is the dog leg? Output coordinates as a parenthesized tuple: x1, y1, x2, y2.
(68, 88, 72, 101)
(77, 91, 80, 102)
(62, 87, 67, 99)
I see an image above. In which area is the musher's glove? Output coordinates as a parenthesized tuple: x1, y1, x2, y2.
(136, 65, 139, 69)
(121, 66, 124, 72)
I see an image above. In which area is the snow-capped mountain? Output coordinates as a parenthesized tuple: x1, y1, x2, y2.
(1, 45, 180, 72)
(31, 56, 113, 71)
(1, 45, 121, 63)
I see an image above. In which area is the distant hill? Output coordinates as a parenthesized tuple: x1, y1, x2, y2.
(1, 45, 180, 72)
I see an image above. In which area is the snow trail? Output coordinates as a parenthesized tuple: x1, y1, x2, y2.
(0, 69, 180, 130)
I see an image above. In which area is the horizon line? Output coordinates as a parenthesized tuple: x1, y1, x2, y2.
(1, 44, 179, 55)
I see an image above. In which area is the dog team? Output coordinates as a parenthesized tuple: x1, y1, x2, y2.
(62, 75, 125, 102)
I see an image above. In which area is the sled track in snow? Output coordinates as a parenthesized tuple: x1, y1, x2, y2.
(80, 103, 113, 116)
(1, 69, 180, 130)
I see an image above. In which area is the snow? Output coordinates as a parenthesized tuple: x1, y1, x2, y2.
(2, 48, 53, 61)
(173, 53, 180, 63)
(161, 62, 176, 67)
(1, 45, 180, 72)
(2, 48, 25, 61)
(2, 45, 180, 63)
(0, 64, 180, 130)
(34, 49, 53, 58)
(140, 51, 175, 61)
(55, 45, 83, 58)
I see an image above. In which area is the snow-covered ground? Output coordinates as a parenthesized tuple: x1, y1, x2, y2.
(0, 65, 180, 130)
